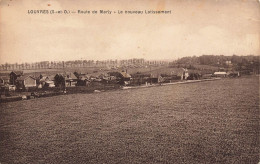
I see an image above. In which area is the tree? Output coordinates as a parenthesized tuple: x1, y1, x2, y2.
(54, 74, 65, 88)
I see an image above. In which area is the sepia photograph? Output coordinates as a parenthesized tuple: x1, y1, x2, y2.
(0, 0, 259, 163)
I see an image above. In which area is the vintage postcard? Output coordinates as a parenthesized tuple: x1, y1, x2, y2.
(0, 0, 259, 163)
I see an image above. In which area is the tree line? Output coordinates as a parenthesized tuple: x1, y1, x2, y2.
(170, 55, 259, 73)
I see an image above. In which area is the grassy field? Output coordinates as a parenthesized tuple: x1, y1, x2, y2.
(0, 76, 259, 163)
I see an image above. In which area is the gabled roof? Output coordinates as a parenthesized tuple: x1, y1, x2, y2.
(56, 72, 77, 80)
(17, 75, 36, 81)
(40, 74, 55, 81)
(65, 72, 77, 80)
(10, 71, 23, 76)
(120, 72, 131, 78)
(170, 68, 185, 76)
(40, 76, 50, 82)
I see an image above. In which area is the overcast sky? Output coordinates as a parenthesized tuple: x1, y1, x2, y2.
(0, 0, 259, 64)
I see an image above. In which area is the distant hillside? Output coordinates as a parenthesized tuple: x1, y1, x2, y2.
(170, 55, 259, 74)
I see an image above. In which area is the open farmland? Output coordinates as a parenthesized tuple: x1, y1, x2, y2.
(0, 76, 259, 163)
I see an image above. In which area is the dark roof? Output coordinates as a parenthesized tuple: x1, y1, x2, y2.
(10, 71, 23, 76)
(56, 72, 77, 80)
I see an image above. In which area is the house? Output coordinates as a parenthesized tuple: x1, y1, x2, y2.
(78, 73, 90, 81)
(89, 75, 98, 81)
(187, 73, 201, 80)
(214, 72, 227, 77)
(130, 73, 151, 85)
(202, 74, 213, 79)
(227, 71, 240, 77)
(54, 72, 78, 87)
(120, 71, 132, 85)
(170, 68, 188, 80)
(39, 74, 55, 88)
(77, 74, 90, 86)
(167, 68, 183, 80)
(98, 73, 113, 81)
(159, 74, 174, 83)
(10, 71, 23, 85)
(65, 72, 78, 87)
(120, 71, 131, 80)
(225, 60, 232, 66)
(107, 72, 123, 84)
(0, 76, 10, 86)
(16, 75, 37, 89)
(1, 84, 16, 92)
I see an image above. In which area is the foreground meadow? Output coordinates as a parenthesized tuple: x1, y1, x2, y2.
(0, 76, 259, 163)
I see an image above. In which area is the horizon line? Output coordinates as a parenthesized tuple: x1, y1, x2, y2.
(0, 54, 259, 65)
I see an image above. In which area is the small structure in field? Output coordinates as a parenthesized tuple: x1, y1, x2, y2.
(3, 84, 16, 91)
(202, 74, 213, 79)
(227, 71, 240, 77)
(214, 72, 227, 77)
(130, 73, 151, 85)
(39, 74, 55, 88)
(107, 71, 128, 85)
(65, 72, 78, 86)
(120, 71, 131, 84)
(76, 73, 90, 86)
(0, 76, 10, 86)
(54, 72, 78, 87)
(10, 71, 23, 85)
(16, 76, 37, 89)
(22, 95, 27, 100)
(169, 68, 186, 81)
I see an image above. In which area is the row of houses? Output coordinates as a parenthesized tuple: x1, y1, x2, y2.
(0, 70, 132, 91)
(1, 70, 181, 90)
(0, 69, 240, 91)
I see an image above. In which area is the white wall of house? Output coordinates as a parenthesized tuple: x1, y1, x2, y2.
(24, 77, 36, 87)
